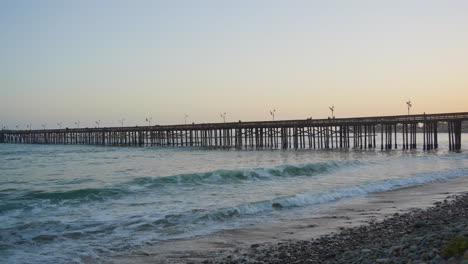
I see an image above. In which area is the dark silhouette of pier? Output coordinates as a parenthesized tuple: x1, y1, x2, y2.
(1, 112, 467, 151)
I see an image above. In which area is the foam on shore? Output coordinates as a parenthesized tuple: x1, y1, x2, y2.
(111, 175, 468, 264)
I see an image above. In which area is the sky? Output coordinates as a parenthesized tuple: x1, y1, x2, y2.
(1, 0, 468, 129)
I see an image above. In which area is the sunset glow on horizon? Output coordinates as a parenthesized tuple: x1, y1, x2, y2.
(1, 1, 467, 129)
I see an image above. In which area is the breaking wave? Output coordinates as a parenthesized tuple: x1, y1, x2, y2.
(11, 160, 363, 204)
(164, 167, 468, 224)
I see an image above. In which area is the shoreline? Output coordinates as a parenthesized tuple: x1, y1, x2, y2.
(217, 192, 468, 264)
(111, 176, 468, 264)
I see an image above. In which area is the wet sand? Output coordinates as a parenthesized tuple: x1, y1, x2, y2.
(111, 175, 468, 264)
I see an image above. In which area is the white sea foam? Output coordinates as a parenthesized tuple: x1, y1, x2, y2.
(183, 167, 468, 223)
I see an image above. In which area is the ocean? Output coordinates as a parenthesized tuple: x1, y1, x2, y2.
(0, 133, 467, 263)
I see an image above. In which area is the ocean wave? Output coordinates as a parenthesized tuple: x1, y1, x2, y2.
(130, 160, 363, 186)
(2, 166, 467, 264)
(18, 188, 127, 202)
(157, 167, 468, 225)
(4, 160, 361, 204)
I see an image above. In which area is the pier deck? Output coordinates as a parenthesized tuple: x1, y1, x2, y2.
(1, 112, 467, 150)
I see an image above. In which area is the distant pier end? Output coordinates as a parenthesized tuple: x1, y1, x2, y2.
(1, 112, 467, 151)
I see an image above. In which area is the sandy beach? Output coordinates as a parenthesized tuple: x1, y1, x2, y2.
(111, 175, 468, 264)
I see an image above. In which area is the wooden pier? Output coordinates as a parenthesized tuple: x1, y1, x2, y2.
(1, 112, 467, 151)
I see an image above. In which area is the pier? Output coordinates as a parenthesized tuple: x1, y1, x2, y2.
(1, 112, 467, 151)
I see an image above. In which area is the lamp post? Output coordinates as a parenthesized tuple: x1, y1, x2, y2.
(74, 121, 80, 128)
(220, 112, 227, 123)
(145, 117, 152, 126)
(95, 120, 101, 128)
(184, 114, 188, 125)
(329, 106, 335, 118)
(57, 122, 63, 129)
(119, 118, 125, 127)
(269, 109, 276, 121)
(406, 100, 412, 115)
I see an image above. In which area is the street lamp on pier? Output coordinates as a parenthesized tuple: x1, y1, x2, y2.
(145, 117, 152, 126)
(406, 100, 412, 115)
(269, 109, 276, 121)
(220, 112, 227, 123)
(329, 106, 335, 119)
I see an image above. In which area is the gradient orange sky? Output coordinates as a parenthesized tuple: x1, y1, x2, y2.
(1, 1, 467, 129)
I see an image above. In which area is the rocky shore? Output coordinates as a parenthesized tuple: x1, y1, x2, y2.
(212, 193, 468, 264)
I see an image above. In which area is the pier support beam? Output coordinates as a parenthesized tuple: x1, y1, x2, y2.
(422, 122, 437, 150)
(448, 120, 462, 151)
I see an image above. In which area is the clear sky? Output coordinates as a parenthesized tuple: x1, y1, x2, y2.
(1, 0, 467, 129)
